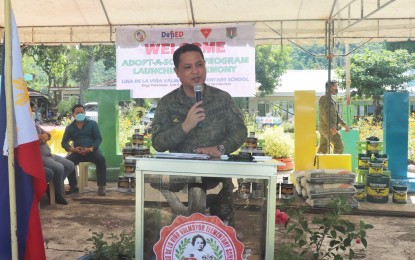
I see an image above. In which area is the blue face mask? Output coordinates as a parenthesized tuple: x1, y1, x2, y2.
(75, 113, 86, 122)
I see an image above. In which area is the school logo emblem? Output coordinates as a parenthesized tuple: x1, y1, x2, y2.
(226, 27, 237, 39)
(134, 30, 146, 42)
(154, 213, 244, 259)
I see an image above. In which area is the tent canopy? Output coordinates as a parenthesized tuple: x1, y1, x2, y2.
(0, 0, 414, 45)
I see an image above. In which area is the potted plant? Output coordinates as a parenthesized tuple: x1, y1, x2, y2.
(261, 126, 294, 171)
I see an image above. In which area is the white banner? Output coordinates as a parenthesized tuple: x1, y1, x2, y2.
(116, 24, 255, 98)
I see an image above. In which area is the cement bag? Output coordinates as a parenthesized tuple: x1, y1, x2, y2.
(295, 176, 304, 195)
(300, 177, 308, 188)
(306, 183, 355, 199)
(305, 169, 356, 184)
(305, 197, 359, 208)
(301, 188, 308, 199)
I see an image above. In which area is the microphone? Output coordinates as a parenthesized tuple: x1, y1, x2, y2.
(194, 84, 203, 128)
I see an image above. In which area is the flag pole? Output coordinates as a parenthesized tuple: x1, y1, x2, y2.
(4, 0, 19, 259)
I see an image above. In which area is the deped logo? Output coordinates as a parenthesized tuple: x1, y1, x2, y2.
(161, 31, 184, 39)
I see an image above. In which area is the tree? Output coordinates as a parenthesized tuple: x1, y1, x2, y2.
(338, 49, 415, 117)
(22, 45, 71, 97)
(255, 45, 291, 96)
(385, 40, 415, 54)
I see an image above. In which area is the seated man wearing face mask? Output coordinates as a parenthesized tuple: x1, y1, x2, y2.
(317, 80, 350, 154)
(61, 104, 107, 196)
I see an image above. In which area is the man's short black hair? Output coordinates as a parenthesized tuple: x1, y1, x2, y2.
(325, 80, 338, 90)
(72, 104, 85, 114)
(173, 44, 205, 68)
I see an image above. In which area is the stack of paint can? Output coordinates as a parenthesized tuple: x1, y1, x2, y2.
(358, 136, 392, 203)
(119, 129, 151, 193)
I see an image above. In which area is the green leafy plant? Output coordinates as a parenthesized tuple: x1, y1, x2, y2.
(281, 196, 373, 260)
(86, 230, 135, 260)
(260, 126, 294, 158)
(408, 115, 415, 161)
(118, 102, 148, 150)
(353, 116, 383, 142)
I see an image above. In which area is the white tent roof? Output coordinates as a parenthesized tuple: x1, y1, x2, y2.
(1, 0, 415, 45)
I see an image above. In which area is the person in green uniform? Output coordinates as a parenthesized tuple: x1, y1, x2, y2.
(318, 80, 350, 154)
(151, 43, 247, 225)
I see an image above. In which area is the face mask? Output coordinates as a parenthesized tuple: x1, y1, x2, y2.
(75, 113, 86, 122)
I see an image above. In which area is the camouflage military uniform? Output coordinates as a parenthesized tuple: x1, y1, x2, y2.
(152, 84, 247, 225)
(318, 94, 346, 154)
(152, 84, 247, 153)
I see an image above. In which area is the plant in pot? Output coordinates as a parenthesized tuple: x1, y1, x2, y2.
(261, 126, 294, 171)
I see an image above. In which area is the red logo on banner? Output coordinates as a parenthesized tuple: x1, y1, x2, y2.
(154, 213, 244, 259)
(200, 28, 212, 39)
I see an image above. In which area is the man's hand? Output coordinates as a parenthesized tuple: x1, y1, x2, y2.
(344, 125, 350, 132)
(181, 101, 205, 133)
(79, 147, 93, 156)
(330, 127, 338, 135)
(193, 146, 222, 158)
(38, 133, 49, 143)
(71, 146, 84, 154)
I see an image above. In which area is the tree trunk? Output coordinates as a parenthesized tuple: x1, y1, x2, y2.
(373, 96, 382, 118)
(79, 47, 95, 104)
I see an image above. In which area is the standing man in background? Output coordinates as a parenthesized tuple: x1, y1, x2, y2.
(151, 44, 247, 225)
(318, 80, 350, 154)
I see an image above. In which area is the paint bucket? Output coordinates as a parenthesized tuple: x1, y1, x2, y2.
(281, 183, 294, 200)
(354, 183, 366, 202)
(122, 143, 134, 159)
(358, 154, 371, 170)
(124, 159, 136, 177)
(251, 180, 264, 199)
(376, 154, 389, 170)
(369, 159, 383, 174)
(130, 177, 135, 193)
(118, 176, 130, 192)
(132, 129, 144, 146)
(392, 185, 407, 204)
(366, 174, 390, 203)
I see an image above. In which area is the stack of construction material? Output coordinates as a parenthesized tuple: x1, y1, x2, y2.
(294, 169, 359, 208)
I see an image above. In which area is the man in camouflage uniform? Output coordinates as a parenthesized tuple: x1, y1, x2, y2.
(318, 80, 350, 154)
(152, 44, 247, 225)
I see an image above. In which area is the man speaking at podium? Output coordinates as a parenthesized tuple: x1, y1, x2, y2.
(152, 44, 247, 225)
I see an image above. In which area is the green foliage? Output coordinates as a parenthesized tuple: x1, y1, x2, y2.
(385, 40, 415, 54)
(281, 196, 374, 260)
(86, 230, 135, 260)
(22, 55, 48, 92)
(242, 112, 259, 134)
(256, 45, 291, 96)
(118, 102, 147, 150)
(90, 60, 116, 86)
(23, 45, 72, 87)
(94, 45, 116, 70)
(281, 122, 294, 133)
(352, 116, 383, 142)
(260, 126, 294, 158)
(338, 49, 415, 116)
(56, 97, 78, 118)
(275, 243, 303, 260)
(408, 115, 415, 161)
(288, 44, 330, 70)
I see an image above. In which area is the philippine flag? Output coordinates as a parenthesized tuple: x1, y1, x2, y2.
(0, 10, 47, 260)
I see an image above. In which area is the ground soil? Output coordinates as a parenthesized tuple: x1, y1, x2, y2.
(41, 181, 415, 260)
